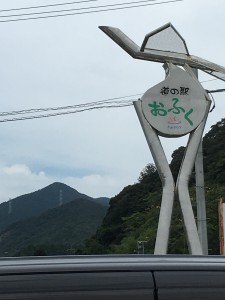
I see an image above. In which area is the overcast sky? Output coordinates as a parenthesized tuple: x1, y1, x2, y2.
(0, 0, 224, 203)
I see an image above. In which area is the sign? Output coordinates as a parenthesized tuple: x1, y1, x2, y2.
(141, 64, 207, 137)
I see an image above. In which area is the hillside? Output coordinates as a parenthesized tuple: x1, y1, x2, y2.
(1, 119, 225, 257)
(83, 118, 225, 255)
(0, 198, 107, 256)
(0, 182, 109, 232)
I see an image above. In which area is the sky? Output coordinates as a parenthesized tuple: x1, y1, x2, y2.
(0, 0, 224, 203)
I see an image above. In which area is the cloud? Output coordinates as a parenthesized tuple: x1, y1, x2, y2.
(3, 164, 36, 176)
(0, 0, 224, 206)
(64, 174, 122, 198)
(0, 163, 132, 203)
(0, 164, 51, 203)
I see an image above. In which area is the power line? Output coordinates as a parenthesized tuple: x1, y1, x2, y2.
(1, 83, 225, 122)
(0, 93, 141, 117)
(201, 78, 218, 83)
(0, 93, 141, 122)
(0, 0, 161, 19)
(0, 0, 99, 13)
(0, 103, 133, 123)
(205, 88, 225, 94)
(201, 77, 225, 83)
(0, 0, 184, 22)
(1, 85, 224, 123)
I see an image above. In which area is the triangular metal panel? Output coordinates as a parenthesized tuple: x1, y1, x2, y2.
(141, 23, 189, 55)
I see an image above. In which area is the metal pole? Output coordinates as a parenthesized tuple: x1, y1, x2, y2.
(219, 198, 224, 255)
(134, 100, 175, 255)
(195, 142, 208, 255)
(176, 131, 204, 255)
(176, 100, 210, 255)
(192, 67, 208, 255)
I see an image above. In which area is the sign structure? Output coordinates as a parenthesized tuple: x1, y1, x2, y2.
(100, 22, 225, 255)
(134, 63, 211, 255)
(141, 64, 207, 137)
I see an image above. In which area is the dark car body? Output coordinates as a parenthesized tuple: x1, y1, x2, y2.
(0, 255, 225, 299)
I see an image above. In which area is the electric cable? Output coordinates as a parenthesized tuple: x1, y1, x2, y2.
(201, 78, 219, 83)
(0, 0, 184, 22)
(0, 0, 99, 13)
(205, 88, 225, 94)
(0, 103, 133, 123)
(208, 92, 215, 113)
(1, 86, 224, 122)
(0, 93, 141, 117)
(0, 0, 161, 18)
(205, 88, 225, 113)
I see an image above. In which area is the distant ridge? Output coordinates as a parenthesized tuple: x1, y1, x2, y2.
(0, 197, 107, 256)
(0, 182, 109, 232)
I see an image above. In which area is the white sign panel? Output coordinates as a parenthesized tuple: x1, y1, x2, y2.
(141, 65, 207, 137)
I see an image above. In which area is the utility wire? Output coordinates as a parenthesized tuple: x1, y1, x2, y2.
(1, 86, 224, 123)
(205, 88, 225, 94)
(0, 100, 130, 116)
(0, 0, 161, 18)
(0, 93, 141, 117)
(0, 0, 183, 22)
(0, 103, 133, 123)
(208, 92, 216, 113)
(0, 94, 140, 122)
(0, 0, 99, 13)
(201, 78, 219, 83)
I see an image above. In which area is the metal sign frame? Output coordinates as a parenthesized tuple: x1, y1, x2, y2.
(134, 63, 211, 255)
(100, 23, 223, 255)
(99, 23, 225, 82)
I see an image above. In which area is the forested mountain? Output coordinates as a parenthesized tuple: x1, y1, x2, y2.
(0, 198, 107, 256)
(83, 118, 225, 255)
(0, 182, 109, 232)
(1, 119, 225, 257)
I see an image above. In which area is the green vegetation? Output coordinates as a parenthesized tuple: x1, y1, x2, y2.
(0, 182, 108, 256)
(0, 182, 94, 232)
(0, 198, 107, 256)
(82, 118, 225, 255)
(1, 118, 225, 256)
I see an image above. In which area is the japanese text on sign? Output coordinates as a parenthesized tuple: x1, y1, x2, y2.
(160, 86, 189, 95)
(148, 97, 193, 126)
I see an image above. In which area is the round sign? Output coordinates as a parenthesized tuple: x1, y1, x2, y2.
(141, 64, 207, 137)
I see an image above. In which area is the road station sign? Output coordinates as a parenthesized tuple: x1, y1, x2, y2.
(100, 22, 214, 255)
(141, 64, 207, 137)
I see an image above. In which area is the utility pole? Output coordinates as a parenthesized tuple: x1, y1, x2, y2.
(59, 189, 63, 206)
(219, 198, 225, 255)
(8, 198, 12, 214)
(193, 68, 208, 255)
(195, 142, 208, 255)
(137, 241, 147, 254)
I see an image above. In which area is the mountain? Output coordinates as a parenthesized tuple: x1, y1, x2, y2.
(3, 118, 225, 257)
(0, 197, 107, 256)
(0, 182, 109, 232)
(82, 118, 225, 255)
(93, 197, 110, 207)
